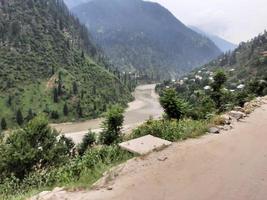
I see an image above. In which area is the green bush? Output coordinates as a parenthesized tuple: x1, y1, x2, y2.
(100, 105, 124, 145)
(186, 95, 216, 120)
(233, 90, 254, 107)
(0, 145, 132, 199)
(0, 116, 71, 180)
(247, 79, 267, 97)
(160, 89, 188, 120)
(78, 131, 96, 156)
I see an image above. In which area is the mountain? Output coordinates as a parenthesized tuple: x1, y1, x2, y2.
(156, 31, 267, 116)
(180, 31, 267, 89)
(0, 0, 132, 127)
(72, 0, 221, 79)
(190, 26, 237, 53)
(202, 31, 267, 83)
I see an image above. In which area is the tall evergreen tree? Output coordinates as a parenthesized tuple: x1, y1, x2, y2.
(57, 72, 63, 96)
(73, 81, 78, 95)
(53, 88, 59, 103)
(77, 102, 83, 117)
(7, 95, 12, 106)
(16, 109, 24, 126)
(58, 80, 63, 96)
(63, 103, 69, 116)
(26, 109, 34, 122)
(1, 118, 7, 130)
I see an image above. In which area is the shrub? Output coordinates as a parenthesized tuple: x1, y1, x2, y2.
(234, 91, 254, 107)
(51, 110, 59, 119)
(78, 131, 96, 156)
(247, 79, 267, 97)
(186, 95, 216, 120)
(59, 136, 75, 156)
(100, 105, 124, 145)
(0, 116, 71, 180)
(0, 145, 132, 198)
(160, 89, 188, 120)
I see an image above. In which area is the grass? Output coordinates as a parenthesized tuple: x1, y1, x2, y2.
(130, 118, 210, 142)
(0, 146, 133, 200)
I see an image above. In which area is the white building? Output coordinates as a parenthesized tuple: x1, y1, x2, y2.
(204, 85, 211, 90)
(237, 84, 245, 89)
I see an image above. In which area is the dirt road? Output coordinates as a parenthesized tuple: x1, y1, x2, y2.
(52, 84, 163, 143)
(46, 104, 267, 200)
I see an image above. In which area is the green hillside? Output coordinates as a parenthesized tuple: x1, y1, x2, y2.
(0, 0, 132, 128)
(202, 31, 267, 83)
(161, 31, 267, 92)
(157, 31, 267, 115)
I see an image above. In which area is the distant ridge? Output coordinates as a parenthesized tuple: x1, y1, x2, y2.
(190, 26, 237, 52)
(72, 0, 221, 79)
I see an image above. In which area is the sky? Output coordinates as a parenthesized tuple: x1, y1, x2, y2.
(148, 0, 267, 44)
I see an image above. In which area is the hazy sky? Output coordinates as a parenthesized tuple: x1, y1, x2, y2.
(148, 0, 267, 44)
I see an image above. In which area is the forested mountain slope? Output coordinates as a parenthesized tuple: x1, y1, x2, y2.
(0, 0, 132, 128)
(158, 31, 267, 101)
(72, 0, 221, 80)
(203, 31, 267, 83)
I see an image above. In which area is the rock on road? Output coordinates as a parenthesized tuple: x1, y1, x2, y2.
(45, 104, 267, 200)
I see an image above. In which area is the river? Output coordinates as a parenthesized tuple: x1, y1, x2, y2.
(52, 84, 163, 143)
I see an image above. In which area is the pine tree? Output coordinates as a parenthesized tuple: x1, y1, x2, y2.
(77, 102, 83, 117)
(58, 72, 63, 96)
(81, 51, 85, 59)
(51, 66, 55, 75)
(92, 85, 96, 95)
(7, 95, 12, 106)
(16, 109, 24, 126)
(53, 88, 59, 103)
(1, 118, 7, 130)
(73, 81, 78, 95)
(63, 103, 69, 116)
(58, 80, 63, 96)
(26, 109, 34, 121)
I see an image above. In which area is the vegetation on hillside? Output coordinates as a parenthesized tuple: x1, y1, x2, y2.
(157, 31, 267, 115)
(203, 31, 267, 83)
(0, 0, 135, 128)
(0, 107, 132, 199)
